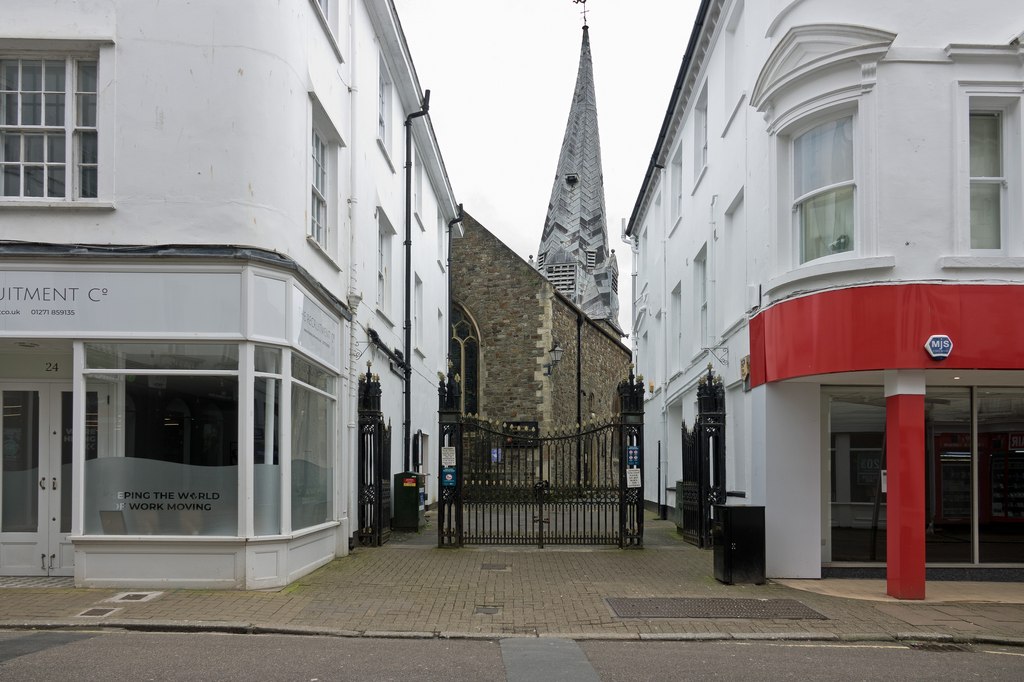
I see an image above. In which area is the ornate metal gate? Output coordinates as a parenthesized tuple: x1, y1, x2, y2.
(437, 367, 645, 548)
(679, 365, 726, 548)
(356, 365, 392, 547)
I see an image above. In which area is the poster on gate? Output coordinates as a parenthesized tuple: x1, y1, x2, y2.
(626, 468, 641, 488)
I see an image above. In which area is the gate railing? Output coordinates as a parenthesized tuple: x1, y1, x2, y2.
(679, 364, 726, 548)
(437, 365, 645, 548)
(356, 364, 392, 547)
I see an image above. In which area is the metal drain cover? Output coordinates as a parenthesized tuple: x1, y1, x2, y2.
(480, 563, 510, 571)
(106, 591, 163, 603)
(78, 608, 117, 618)
(606, 597, 827, 620)
(475, 606, 502, 615)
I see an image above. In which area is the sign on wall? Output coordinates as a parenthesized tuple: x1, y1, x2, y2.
(292, 285, 340, 368)
(0, 270, 242, 335)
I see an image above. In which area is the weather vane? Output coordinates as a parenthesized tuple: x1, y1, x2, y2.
(573, 0, 589, 28)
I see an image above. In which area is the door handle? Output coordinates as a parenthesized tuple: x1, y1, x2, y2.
(52, 478, 57, 490)
(49, 554, 56, 570)
(41, 554, 46, 570)
(39, 478, 46, 490)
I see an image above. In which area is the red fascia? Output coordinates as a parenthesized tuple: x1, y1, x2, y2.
(749, 283, 1024, 387)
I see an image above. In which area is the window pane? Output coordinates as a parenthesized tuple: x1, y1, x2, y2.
(0, 60, 17, 90)
(970, 182, 1001, 249)
(828, 387, 886, 562)
(77, 61, 97, 93)
(45, 93, 64, 126)
(77, 93, 96, 127)
(0, 93, 16, 126)
(291, 383, 333, 530)
(82, 377, 239, 536)
(925, 388, 972, 563)
(24, 134, 43, 162)
(254, 376, 281, 535)
(21, 93, 42, 126)
(44, 60, 65, 92)
(1, 132, 18, 162)
(85, 343, 239, 370)
(78, 130, 97, 164)
(794, 117, 853, 197)
(255, 346, 282, 374)
(970, 113, 1001, 177)
(292, 354, 334, 394)
(47, 133, 65, 163)
(800, 185, 854, 263)
(24, 165, 44, 197)
(2, 165, 18, 195)
(47, 164, 65, 197)
(21, 61, 41, 91)
(1, 391, 40, 533)
(79, 166, 97, 198)
(978, 389, 1024, 563)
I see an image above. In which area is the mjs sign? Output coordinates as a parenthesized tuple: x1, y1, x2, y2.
(924, 334, 953, 360)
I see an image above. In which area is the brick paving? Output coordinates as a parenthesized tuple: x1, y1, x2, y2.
(1, 516, 1023, 644)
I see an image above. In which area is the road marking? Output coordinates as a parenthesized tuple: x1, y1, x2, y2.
(985, 650, 1024, 657)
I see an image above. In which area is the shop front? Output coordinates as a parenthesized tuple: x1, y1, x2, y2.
(0, 256, 349, 589)
(752, 283, 1024, 598)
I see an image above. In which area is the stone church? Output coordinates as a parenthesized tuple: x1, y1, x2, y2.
(450, 24, 631, 431)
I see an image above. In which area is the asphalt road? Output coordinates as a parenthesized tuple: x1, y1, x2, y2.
(1, 631, 1023, 681)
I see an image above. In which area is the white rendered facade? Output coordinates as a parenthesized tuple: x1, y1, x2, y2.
(629, 0, 1024, 592)
(0, 0, 459, 588)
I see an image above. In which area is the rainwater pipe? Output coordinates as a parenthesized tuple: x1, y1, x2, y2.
(403, 90, 430, 472)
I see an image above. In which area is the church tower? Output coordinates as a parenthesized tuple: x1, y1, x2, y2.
(536, 23, 620, 332)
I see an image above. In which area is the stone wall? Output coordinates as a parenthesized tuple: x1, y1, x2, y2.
(451, 213, 632, 431)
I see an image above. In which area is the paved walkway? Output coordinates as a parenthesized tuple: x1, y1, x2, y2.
(1, 515, 1023, 645)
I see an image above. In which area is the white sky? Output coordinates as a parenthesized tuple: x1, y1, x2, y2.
(393, 0, 700, 336)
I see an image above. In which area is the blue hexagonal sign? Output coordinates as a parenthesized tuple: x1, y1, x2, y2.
(925, 334, 953, 360)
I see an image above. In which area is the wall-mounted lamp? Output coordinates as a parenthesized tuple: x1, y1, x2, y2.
(543, 341, 564, 376)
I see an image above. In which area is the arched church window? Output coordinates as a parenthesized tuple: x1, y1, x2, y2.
(449, 303, 480, 415)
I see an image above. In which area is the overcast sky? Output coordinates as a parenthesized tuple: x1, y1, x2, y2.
(393, 0, 700, 336)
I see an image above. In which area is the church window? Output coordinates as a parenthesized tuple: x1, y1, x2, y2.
(546, 262, 576, 295)
(449, 303, 480, 415)
(585, 249, 597, 269)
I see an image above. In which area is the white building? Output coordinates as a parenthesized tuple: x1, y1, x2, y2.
(0, 0, 459, 588)
(628, 0, 1024, 598)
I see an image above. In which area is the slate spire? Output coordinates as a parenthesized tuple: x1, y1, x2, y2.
(537, 25, 619, 330)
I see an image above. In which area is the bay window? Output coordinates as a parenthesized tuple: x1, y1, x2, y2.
(794, 116, 854, 264)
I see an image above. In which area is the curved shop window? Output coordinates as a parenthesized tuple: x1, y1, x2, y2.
(83, 343, 240, 536)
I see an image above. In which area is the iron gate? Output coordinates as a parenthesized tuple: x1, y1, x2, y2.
(437, 367, 645, 548)
(679, 365, 726, 548)
(356, 366, 392, 547)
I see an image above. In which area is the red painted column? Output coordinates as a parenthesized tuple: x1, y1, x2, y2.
(886, 393, 926, 599)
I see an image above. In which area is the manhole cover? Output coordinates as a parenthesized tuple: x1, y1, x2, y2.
(480, 563, 510, 571)
(78, 608, 117, 618)
(107, 591, 163, 603)
(606, 597, 827, 620)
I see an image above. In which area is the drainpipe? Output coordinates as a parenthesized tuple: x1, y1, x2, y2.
(403, 90, 430, 472)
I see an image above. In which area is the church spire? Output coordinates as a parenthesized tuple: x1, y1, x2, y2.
(536, 19, 619, 329)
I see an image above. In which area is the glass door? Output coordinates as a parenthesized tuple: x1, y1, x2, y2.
(0, 384, 73, 576)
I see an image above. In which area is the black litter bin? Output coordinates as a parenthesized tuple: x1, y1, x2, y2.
(392, 472, 426, 531)
(713, 504, 765, 585)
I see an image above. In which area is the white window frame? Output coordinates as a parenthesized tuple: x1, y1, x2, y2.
(956, 84, 1021, 256)
(436, 208, 446, 272)
(377, 209, 395, 320)
(670, 145, 683, 225)
(693, 83, 708, 184)
(310, 128, 328, 247)
(694, 245, 708, 354)
(414, 274, 424, 353)
(377, 54, 393, 158)
(1, 53, 100, 202)
(308, 98, 343, 261)
(789, 112, 857, 266)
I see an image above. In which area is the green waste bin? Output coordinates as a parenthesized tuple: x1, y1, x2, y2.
(392, 471, 426, 531)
